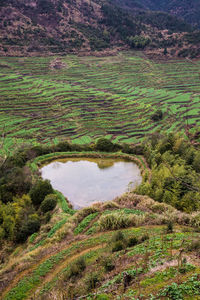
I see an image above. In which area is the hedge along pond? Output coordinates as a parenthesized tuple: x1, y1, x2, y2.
(40, 157, 142, 209)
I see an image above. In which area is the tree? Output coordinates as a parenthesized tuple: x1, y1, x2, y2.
(16, 214, 40, 242)
(163, 47, 168, 55)
(193, 152, 200, 172)
(95, 138, 114, 152)
(40, 194, 57, 213)
(29, 180, 53, 207)
(128, 35, 150, 49)
(151, 110, 163, 122)
(2, 215, 15, 240)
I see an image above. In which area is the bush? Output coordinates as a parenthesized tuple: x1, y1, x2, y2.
(54, 141, 72, 152)
(112, 241, 124, 252)
(166, 221, 174, 233)
(85, 272, 99, 291)
(98, 212, 136, 231)
(128, 35, 150, 49)
(69, 257, 86, 278)
(95, 138, 114, 152)
(151, 110, 163, 121)
(187, 239, 200, 252)
(40, 194, 57, 213)
(112, 230, 125, 242)
(140, 234, 149, 242)
(127, 236, 138, 247)
(102, 257, 115, 272)
(0, 227, 5, 241)
(16, 214, 40, 242)
(45, 211, 52, 223)
(29, 180, 53, 206)
(190, 212, 200, 228)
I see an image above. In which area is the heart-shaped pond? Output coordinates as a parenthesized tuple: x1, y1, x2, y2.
(40, 158, 142, 209)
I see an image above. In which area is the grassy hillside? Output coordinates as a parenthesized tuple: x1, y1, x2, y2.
(0, 132, 200, 299)
(1, 52, 200, 156)
(0, 192, 199, 300)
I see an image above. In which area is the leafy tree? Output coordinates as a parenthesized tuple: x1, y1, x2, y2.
(151, 110, 163, 122)
(40, 194, 57, 213)
(193, 152, 200, 172)
(95, 138, 114, 152)
(0, 227, 5, 241)
(55, 141, 71, 152)
(128, 35, 150, 49)
(163, 47, 168, 55)
(16, 214, 40, 243)
(29, 180, 53, 207)
(2, 215, 15, 240)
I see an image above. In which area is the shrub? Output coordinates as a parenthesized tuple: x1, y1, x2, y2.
(29, 180, 53, 206)
(54, 141, 71, 152)
(85, 272, 99, 291)
(112, 230, 125, 242)
(151, 109, 163, 121)
(40, 194, 57, 213)
(98, 212, 136, 231)
(140, 234, 149, 242)
(112, 241, 124, 252)
(187, 239, 200, 252)
(69, 257, 86, 278)
(45, 211, 52, 223)
(127, 236, 138, 247)
(128, 35, 150, 49)
(179, 264, 195, 274)
(190, 212, 200, 228)
(95, 138, 114, 152)
(16, 214, 40, 242)
(102, 257, 115, 272)
(0, 227, 5, 241)
(166, 221, 174, 233)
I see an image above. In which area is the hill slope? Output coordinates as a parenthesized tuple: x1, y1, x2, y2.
(113, 0, 200, 28)
(0, 192, 199, 300)
(0, 0, 197, 56)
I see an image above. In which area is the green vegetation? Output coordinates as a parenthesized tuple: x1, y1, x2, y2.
(40, 194, 57, 213)
(1, 53, 200, 157)
(30, 180, 53, 207)
(137, 132, 200, 212)
(0, 190, 199, 299)
(0, 52, 200, 299)
(74, 212, 99, 235)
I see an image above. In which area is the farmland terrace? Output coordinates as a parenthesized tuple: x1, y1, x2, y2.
(0, 51, 200, 153)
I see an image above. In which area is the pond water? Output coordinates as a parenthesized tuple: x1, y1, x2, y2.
(40, 158, 142, 209)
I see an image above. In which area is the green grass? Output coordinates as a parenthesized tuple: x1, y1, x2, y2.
(74, 212, 99, 235)
(54, 190, 75, 215)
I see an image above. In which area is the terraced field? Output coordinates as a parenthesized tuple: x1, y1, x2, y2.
(1, 192, 200, 300)
(0, 52, 200, 153)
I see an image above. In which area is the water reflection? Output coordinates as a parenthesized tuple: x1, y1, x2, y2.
(40, 158, 142, 209)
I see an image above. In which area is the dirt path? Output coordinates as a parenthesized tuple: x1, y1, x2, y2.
(0, 239, 80, 299)
(27, 244, 105, 299)
(1, 233, 106, 300)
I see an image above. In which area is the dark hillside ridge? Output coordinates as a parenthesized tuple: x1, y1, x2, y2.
(0, 0, 199, 56)
(112, 0, 200, 28)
